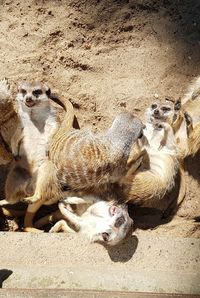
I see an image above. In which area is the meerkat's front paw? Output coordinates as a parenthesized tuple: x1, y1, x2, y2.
(23, 227, 44, 233)
(22, 196, 40, 204)
(14, 155, 21, 161)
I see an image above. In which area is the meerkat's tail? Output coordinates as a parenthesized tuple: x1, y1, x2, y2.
(0, 78, 11, 103)
(182, 76, 200, 104)
(50, 92, 79, 140)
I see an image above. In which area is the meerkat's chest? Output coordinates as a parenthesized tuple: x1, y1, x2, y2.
(20, 114, 57, 162)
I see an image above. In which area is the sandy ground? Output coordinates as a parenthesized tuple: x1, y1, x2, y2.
(0, 0, 200, 237)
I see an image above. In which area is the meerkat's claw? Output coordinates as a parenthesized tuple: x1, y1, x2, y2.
(22, 196, 40, 204)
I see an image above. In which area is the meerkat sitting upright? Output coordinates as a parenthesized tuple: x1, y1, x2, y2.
(0, 78, 17, 165)
(5, 81, 60, 205)
(22, 112, 144, 229)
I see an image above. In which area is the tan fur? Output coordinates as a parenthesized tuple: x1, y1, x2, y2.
(119, 122, 180, 209)
(34, 196, 133, 246)
(22, 112, 143, 229)
(0, 135, 12, 165)
(178, 77, 200, 157)
(5, 82, 60, 206)
(23, 89, 78, 230)
(0, 78, 18, 164)
(146, 88, 200, 159)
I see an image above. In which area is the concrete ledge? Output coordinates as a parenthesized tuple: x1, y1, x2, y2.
(0, 289, 199, 298)
(0, 232, 199, 294)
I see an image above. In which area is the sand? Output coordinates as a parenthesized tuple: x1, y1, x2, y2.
(0, 0, 200, 237)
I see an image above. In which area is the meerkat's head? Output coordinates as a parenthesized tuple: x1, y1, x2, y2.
(106, 112, 144, 155)
(16, 81, 51, 109)
(145, 103, 173, 124)
(86, 201, 134, 246)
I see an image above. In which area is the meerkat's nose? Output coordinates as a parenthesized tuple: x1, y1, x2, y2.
(154, 109, 159, 115)
(26, 96, 33, 103)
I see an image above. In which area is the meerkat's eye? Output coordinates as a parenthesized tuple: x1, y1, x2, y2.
(102, 232, 109, 242)
(114, 216, 125, 228)
(20, 89, 27, 95)
(161, 106, 171, 112)
(32, 89, 43, 97)
(151, 104, 157, 110)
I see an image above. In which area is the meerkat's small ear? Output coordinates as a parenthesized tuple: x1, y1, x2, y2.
(18, 83, 22, 91)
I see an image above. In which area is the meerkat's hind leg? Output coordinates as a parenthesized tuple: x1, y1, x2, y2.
(24, 199, 45, 231)
(22, 161, 53, 204)
(59, 199, 83, 231)
(34, 210, 63, 229)
(49, 220, 76, 233)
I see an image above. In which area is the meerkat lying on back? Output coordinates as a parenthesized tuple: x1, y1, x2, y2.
(22, 112, 144, 229)
(119, 120, 182, 209)
(5, 81, 59, 205)
(34, 195, 133, 246)
(148, 76, 200, 158)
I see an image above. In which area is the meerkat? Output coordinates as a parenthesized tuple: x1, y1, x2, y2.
(0, 78, 17, 164)
(177, 76, 200, 157)
(119, 120, 185, 210)
(148, 76, 200, 158)
(5, 81, 60, 206)
(22, 112, 144, 229)
(34, 195, 133, 246)
(33, 120, 180, 235)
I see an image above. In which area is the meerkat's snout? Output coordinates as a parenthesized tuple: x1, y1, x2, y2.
(25, 96, 35, 107)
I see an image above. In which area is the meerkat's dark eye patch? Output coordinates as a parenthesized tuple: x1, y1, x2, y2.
(102, 232, 109, 242)
(161, 106, 171, 112)
(32, 89, 43, 97)
(114, 215, 125, 228)
(20, 89, 27, 95)
(46, 88, 51, 97)
(151, 104, 157, 110)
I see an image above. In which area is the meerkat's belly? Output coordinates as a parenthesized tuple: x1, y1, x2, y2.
(20, 126, 49, 166)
